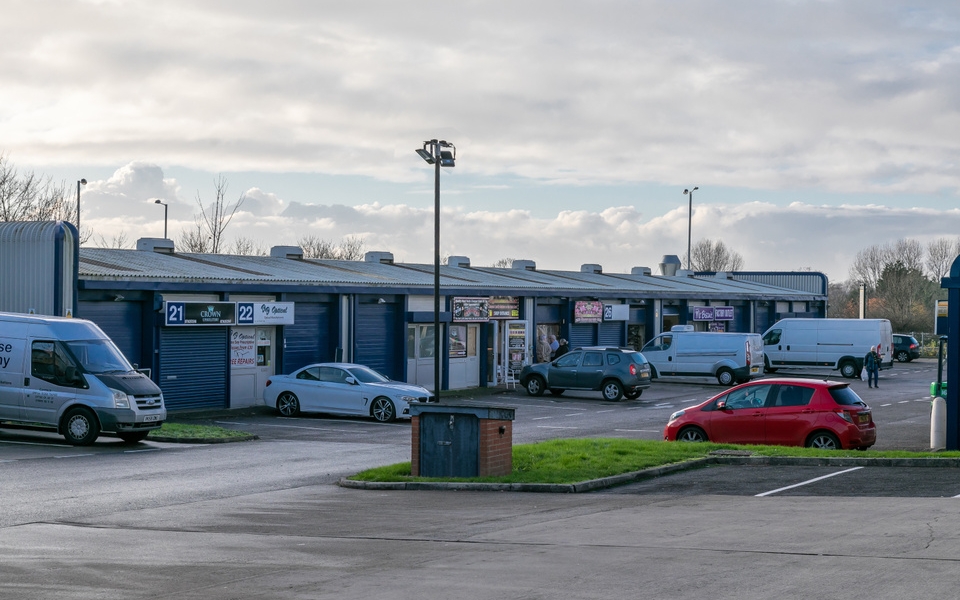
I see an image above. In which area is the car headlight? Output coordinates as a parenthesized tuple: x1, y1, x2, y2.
(109, 388, 131, 409)
(400, 396, 417, 404)
(668, 409, 685, 422)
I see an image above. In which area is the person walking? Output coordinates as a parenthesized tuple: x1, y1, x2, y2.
(864, 345, 881, 388)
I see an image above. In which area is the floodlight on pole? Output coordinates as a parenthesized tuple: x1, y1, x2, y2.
(154, 199, 169, 239)
(683, 186, 698, 270)
(415, 139, 456, 399)
(76, 178, 87, 235)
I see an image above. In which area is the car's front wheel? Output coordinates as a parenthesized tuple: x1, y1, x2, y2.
(806, 431, 841, 449)
(525, 376, 545, 396)
(677, 426, 708, 442)
(896, 350, 910, 362)
(277, 392, 300, 417)
(62, 407, 100, 446)
(601, 380, 624, 401)
(371, 397, 396, 423)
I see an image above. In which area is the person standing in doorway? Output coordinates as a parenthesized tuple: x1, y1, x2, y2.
(537, 335, 552, 363)
(548, 335, 559, 359)
(864, 345, 881, 388)
(553, 338, 570, 359)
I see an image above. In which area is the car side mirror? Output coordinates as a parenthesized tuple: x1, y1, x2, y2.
(716, 399, 727, 410)
(345, 376, 357, 385)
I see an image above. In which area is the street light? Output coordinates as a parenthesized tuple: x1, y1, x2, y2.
(683, 186, 698, 270)
(154, 199, 168, 239)
(76, 178, 87, 234)
(415, 139, 456, 398)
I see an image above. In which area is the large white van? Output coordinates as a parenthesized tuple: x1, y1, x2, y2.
(761, 318, 893, 379)
(640, 326, 765, 385)
(0, 312, 166, 445)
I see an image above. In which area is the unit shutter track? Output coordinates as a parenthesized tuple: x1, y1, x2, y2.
(355, 303, 401, 380)
(283, 302, 332, 372)
(159, 328, 228, 411)
(568, 324, 595, 350)
(598, 322, 623, 347)
(78, 301, 143, 367)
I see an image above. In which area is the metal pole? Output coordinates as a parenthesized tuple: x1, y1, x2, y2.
(163, 204, 168, 239)
(76, 180, 82, 234)
(433, 141, 441, 399)
(686, 189, 692, 270)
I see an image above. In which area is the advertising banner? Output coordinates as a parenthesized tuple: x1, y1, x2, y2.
(452, 297, 490, 322)
(574, 301, 603, 323)
(488, 296, 520, 319)
(230, 328, 257, 366)
(692, 306, 734, 321)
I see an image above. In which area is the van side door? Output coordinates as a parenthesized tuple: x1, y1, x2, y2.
(0, 337, 25, 420)
(23, 340, 86, 426)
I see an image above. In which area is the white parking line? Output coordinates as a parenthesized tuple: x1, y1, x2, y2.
(898, 400, 910, 404)
(881, 404, 892, 407)
(614, 429, 662, 433)
(755, 467, 864, 497)
(595, 410, 615, 414)
(531, 416, 553, 420)
(565, 413, 585, 417)
(537, 425, 579, 429)
(55, 454, 95, 459)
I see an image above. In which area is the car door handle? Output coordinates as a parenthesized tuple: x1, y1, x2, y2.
(752, 412, 763, 417)
(668, 356, 672, 361)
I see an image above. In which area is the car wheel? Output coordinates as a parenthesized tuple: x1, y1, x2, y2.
(117, 432, 149, 443)
(624, 389, 642, 400)
(896, 350, 909, 363)
(677, 426, 708, 442)
(601, 380, 624, 401)
(806, 431, 841, 449)
(716, 368, 735, 386)
(371, 397, 396, 423)
(277, 392, 300, 417)
(61, 407, 100, 446)
(526, 376, 545, 397)
(764, 358, 777, 374)
(839, 360, 858, 379)
(549, 389, 565, 396)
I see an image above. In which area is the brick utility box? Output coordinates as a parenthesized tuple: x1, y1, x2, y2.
(410, 404, 515, 478)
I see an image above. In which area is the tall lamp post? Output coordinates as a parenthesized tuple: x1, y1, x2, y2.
(154, 199, 169, 238)
(415, 139, 456, 398)
(76, 178, 87, 234)
(683, 186, 698, 270)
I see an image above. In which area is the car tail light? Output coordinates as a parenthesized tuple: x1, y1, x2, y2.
(630, 364, 637, 376)
(745, 341, 751, 366)
(836, 411, 853, 423)
(910, 343, 918, 349)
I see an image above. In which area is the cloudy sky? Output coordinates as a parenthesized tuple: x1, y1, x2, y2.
(3, 1, 959, 282)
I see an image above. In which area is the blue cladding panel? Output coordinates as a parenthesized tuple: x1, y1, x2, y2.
(355, 303, 401, 380)
(159, 327, 228, 411)
(283, 302, 332, 372)
(78, 301, 143, 366)
(568, 324, 595, 349)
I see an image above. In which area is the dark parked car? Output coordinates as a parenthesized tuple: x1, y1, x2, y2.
(892, 334, 921, 362)
(663, 378, 876, 450)
(518, 347, 652, 401)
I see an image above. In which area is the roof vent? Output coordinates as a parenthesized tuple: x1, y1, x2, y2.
(715, 271, 734, 279)
(631, 266, 652, 276)
(659, 255, 682, 276)
(580, 263, 602, 274)
(364, 251, 394, 264)
(676, 269, 695, 277)
(448, 255, 471, 268)
(512, 259, 536, 271)
(270, 246, 303, 260)
(136, 238, 175, 254)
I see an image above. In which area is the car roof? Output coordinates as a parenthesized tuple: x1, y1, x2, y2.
(577, 346, 639, 352)
(742, 377, 845, 387)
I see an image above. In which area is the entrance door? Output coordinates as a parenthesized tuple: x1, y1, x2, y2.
(407, 324, 440, 391)
(465, 324, 479, 387)
(255, 327, 275, 403)
(229, 326, 274, 409)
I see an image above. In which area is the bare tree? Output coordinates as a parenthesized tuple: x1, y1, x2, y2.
(690, 239, 744, 271)
(177, 217, 210, 253)
(228, 236, 266, 256)
(0, 154, 72, 223)
(926, 237, 960, 282)
(194, 175, 246, 254)
(93, 231, 131, 249)
(491, 258, 514, 268)
(849, 244, 888, 289)
(297, 235, 365, 260)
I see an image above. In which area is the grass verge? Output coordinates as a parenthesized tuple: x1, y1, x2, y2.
(148, 422, 252, 440)
(350, 438, 960, 485)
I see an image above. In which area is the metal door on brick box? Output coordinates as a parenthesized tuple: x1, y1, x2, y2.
(418, 412, 479, 477)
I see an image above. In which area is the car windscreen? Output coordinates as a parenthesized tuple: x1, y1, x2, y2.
(63, 339, 134, 374)
(829, 386, 867, 407)
(346, 366, 390, 383)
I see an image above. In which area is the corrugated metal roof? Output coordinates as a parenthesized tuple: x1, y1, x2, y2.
(78, 248, 824, 300)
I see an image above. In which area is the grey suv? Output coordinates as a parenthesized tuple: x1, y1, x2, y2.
(518, 347, 652, 401)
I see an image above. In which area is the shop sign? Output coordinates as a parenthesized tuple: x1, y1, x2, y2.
(692, 306, 734, 321)
(452, 297, 490, 322)
(488, 296, 520, 319)
(508, 322, 527, 370)
(603, 304, 629, 321)
(165, 301, 236, 326)
(237, 301, 295, 325)
(574, 301, 603, 323)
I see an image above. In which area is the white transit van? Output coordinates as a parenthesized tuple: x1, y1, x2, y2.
(640, 326, 765, 385)
(0, 311, 166, 445)
(761, 318, 894, 379)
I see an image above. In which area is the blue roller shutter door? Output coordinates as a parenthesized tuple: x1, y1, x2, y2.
(355, 303, 401, 380)
(598, 322, 623, 347)
(283, 302, 332, 372)
(78, 301, 143, 366)
(159, 327, 228, 411)
(568, 324, 595, 350)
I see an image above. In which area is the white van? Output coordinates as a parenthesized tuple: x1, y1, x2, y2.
(761, 318, 893, 379)
(640, 326, 765, 385)
(0, 312, 166, 445)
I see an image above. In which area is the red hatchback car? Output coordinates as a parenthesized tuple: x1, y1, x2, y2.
(663, 378, 876, 450)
